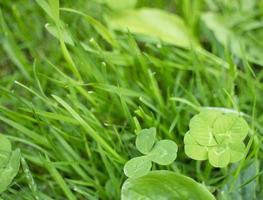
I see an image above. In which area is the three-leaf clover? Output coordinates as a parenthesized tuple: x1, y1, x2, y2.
(0, 134, 21, 194)
(184, 109, 249, 168)
(124, 128, 178, 178)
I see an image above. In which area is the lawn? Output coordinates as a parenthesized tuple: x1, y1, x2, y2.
(0, 0, 263, 199)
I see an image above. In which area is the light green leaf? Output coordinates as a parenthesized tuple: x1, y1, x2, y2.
(121, 170, 216, 200)
(0, 149, 21, 194)
(0, 134, 12, 167)
(107, 8, 191, 47)
(189, 110, 221, 146)
(98, 0, 137, 10)
(212, 113, 249, 143)
(135, 127, 156, 154)
(45, 23, 74, 46)
(148, 140, 178, 165)
(229, 142, 245, 163)
(184, 133, 208, 160)
(124, 156, 152, 178)
(208, 146, 230, 168)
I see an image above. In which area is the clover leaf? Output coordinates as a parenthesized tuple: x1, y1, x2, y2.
(124, 156, 152, 178)
(124, 128, 178, 178)
(148, 140, 178, 165)
(136, 127, 156, 154)
(184, 109, 249, 168)
(184, 132, 208, 161)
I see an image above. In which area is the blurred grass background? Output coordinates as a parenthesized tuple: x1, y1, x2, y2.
(0, 0, 263, 199)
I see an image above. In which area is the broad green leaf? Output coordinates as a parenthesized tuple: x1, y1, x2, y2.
(189, 110, 221, 146)
(0, 149, 21, 194)
(124, 156, 152, 178)
(184, 133, 208, 160)
(107, 8, 191, 47)
(135, 127, 156, 154)
(45, 23, 74, 46)
(229, 142, 245, 163)
(208, 146, 230, 168)
(0, 134, 12, 167)
(122, 170, 216, 200)
(212, 113, 249, 143)
(148, 140, 178, 165)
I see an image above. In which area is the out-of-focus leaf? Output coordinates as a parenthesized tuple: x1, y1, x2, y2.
(107, 8, 192, 47)
(218, 160, 258, 200)
(97, 0, 137, 10)
(45, 23, 74, 46)
(0, 134, 12, 167)
(202, 12, 263, 66)
(61, 8, 118, 47)
(0, 149, 21, 194)
(121, 170, 216, 200)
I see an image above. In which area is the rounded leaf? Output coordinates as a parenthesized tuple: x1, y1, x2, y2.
(148, 140, 178, 165)
(0, 134, 12, 168)
(229, 142, 246, 163)
(124, 156, 152, 178)
(136, 127, 156, 154)
(121, 170, 216, 200)
(189, 110, 221, 146)
(184, 133, 208, 160)
(208, 146, 230, 168)
(212, 113, 249, 143)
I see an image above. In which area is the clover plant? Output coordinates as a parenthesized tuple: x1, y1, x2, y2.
(184, 109, 249, 168)
(0, 134, 21, 194)
(124, 127, 178, 178)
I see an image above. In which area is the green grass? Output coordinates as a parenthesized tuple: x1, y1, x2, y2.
(0, 0, 263, 199)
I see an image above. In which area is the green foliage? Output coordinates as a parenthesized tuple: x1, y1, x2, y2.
(0, 135, 21, 194)
(0, 134, 12, 167)
(135, 127, 156, 154)
(97, 0, 137, 10)
(202, 11, 263, 65)
(184, 110, 249, 168)
(121, 170, 216, 200)
(106, 8, 192, 47)
(124, 128, 178, 178)
(0, 0, 263, 199)
(148, 140, 178, 165)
